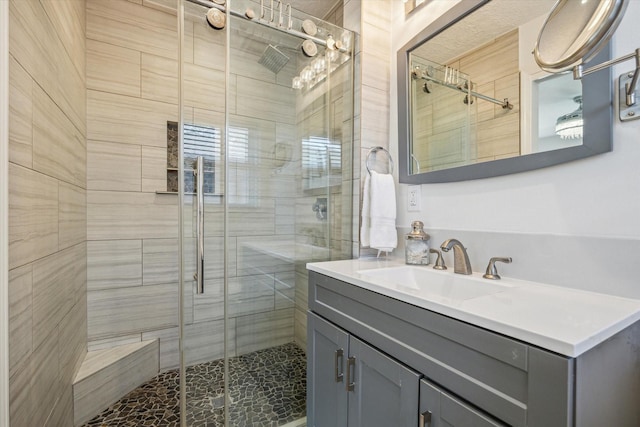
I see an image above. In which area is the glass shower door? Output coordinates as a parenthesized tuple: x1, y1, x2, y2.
(179, 1, 354, 425)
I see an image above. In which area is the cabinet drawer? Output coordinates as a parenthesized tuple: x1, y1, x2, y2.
(309, 271, 573, 427)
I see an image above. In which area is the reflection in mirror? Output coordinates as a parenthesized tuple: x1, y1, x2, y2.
(398, 0, 613, 183)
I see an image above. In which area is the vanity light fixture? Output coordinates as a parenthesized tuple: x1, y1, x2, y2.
(555, 96, 583, 140)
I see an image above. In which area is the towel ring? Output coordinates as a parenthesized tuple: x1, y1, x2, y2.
(365, 146, 394, 175)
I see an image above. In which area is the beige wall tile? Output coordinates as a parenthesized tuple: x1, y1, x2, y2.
(143, 238, 179, 285)
(30, 330, 60, 427)
(193, 274, 276, 322)
(8, 163, 59, 270)
(8, 55, 32, 168)
(9, 0, 59, 104)
(236, 75, 295, 124)
(32, 84, 86, 188)
(142, 146, 168, 192)
(184, 318, 234, 365)
(459, 29, 518, 83)
(87, 38, 141, 97)
(477, 112, 520, 159)
(44, 384, 74, 427)
(88, 334, 142, 352)
(58, 298, 87, 389)
(87, 0, 178, 59)
(32, 244, 85, 351)
(87, 140, 142, 191)
(294, 307, 307, 349)
(8, 264, 32, 379)
(142, 327, 179, 371)
(141, 53, 178, 104)
(53, 40, 87, 136)
(88, 190, 178, 240)
(235, 308, 294, 355)
(88, 240, 143, 290)
(59, 182, 87, 250)
(184, 62, 225, 111)
(9, 351, 32, 427)
(360, 85, 389, 134)
(40, 0, 86, 78)
(192, 19, 225, 70)
(275, 271, 295, 310)
(87, 89, 178, 147)
(88, 283, 179, 339)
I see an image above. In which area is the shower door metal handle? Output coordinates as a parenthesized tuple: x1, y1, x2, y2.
(195, 156, 205, 294)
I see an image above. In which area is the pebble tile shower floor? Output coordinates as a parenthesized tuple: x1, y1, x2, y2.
(81, 343, 307, 427)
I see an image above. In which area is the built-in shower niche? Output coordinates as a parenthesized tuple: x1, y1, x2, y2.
(166, 121, 216, 194)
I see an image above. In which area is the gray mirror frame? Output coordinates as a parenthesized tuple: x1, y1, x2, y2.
(397, 0, 613, 184)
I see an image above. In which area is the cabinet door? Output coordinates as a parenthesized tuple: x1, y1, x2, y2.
(307, 312, 349, 427)
(420, 379, 507, 427)
(347, 336, 420, 427)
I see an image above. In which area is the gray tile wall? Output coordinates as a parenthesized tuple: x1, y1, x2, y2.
(8, 0, 87, 425)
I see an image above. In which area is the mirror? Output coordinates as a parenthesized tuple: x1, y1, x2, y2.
(398, 0, 613, 184)
(534, 0, 628, 72)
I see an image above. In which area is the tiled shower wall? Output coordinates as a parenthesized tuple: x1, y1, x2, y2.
(86, 0, 353, 369)
(412, 29, 520, 171)
(85, 0, 181, 370)
(8, 0, 87, 425)
(343, 0, 393, 258)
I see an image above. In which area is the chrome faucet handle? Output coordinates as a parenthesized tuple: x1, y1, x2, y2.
(483, 257, 512, 280)
(429, 248, 447, 270)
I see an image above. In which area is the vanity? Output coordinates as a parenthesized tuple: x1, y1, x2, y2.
(306, 259, 640, 427)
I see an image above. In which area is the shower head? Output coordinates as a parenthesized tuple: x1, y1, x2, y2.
(258, 45, 290, 74)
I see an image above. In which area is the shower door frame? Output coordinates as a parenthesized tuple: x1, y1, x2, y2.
(177, 1, 355, 425)
(0, 1, 10, 424)
(177, 1, 234, 425)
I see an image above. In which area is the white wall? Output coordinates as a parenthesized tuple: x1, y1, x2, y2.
(389, 1, 640, 297)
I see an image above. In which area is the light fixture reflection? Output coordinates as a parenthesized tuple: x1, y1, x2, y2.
(555, 95, 583, 140)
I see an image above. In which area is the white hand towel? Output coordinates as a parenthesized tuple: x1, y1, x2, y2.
(360, 172, 371, 247)
(368, 171, 397, 252)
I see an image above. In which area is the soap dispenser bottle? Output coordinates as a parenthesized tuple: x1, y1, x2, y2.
(405, 221, 430, 265)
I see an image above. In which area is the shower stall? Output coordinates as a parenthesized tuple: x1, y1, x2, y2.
(80, 0, 354, 425)
(176, 0, 354, 425)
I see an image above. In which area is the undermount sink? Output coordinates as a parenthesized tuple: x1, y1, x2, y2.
(357, 265, 516, 301)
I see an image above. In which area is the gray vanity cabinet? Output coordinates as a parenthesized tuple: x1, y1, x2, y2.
(308, 270, 640, 426)
(307, 311, 349, 427)
(307, 312, 420, 427)
(420, 379, 507, 427)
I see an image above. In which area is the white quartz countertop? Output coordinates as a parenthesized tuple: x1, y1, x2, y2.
(307, 258, 640, 357)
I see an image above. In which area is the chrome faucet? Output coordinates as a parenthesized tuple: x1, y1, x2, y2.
(440, 239, 472, 275)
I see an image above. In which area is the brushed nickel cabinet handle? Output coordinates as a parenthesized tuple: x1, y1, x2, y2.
(346, 356, 356, 391)
(420, 410, 432, 427)
(334, 349, 344, 383)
